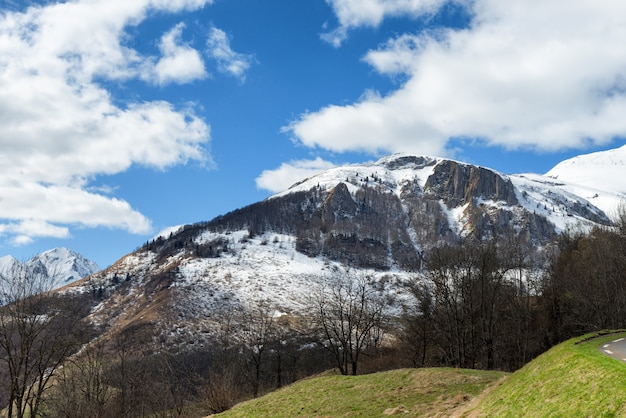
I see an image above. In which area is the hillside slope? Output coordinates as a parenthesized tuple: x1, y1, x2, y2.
(214, 368, 506, 418)
(210, 332, 626, 418)
(464, 331, 626, 417)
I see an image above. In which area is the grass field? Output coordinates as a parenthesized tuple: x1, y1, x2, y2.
(213, 332, 626, 417)
(464, 331, 626, 417)
(215, 368, 506, 417)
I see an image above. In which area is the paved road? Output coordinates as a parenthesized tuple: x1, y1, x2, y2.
(600, 337, 626, 362)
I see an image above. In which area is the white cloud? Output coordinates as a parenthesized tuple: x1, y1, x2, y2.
(0, 220, 69, 247)
(256, 158, 337, 193)
(207, 27, 254, 81)
(151, 23, 207, 85)
(322, 0, 451, 46)
(0, 183, 151, 234)
(150, 0, 212, 11)
(154, 225, 184, 241)
(0, 0, 213, 245)
(291, 0, 626, 156)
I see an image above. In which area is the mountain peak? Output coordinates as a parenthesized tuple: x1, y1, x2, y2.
(28, 247, 100, 286)
(0, 248, 100, 295)
(375, 153, 439, 170)
(544, 145, 626, 215)
(0, 255, 21, 272)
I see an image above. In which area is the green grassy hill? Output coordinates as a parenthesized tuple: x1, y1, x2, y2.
(464, 331, 626, 417)
(213, 332, 626, 417)
(214, 368, 506, 417)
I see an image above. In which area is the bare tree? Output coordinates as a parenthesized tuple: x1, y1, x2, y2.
(108, 332, 152, 418)
(613, 201, 626, 236)
(543, 224, 626, 342)
(400, 278, 434, 367)
(0, 265, 89, 418)
(311, 272, 392, 375)
(426, 238, 506, 369)
(201, 366, 240, 415)
(44, 338, 113, 418)
(240, 303, 276, 398)
(146, 349, 206, 418)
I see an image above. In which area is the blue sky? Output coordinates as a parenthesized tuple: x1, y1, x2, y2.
(1, 0, 625, 268)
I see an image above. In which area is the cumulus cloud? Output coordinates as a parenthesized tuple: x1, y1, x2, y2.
(0, 0, 213, 245)
(322, 0, 451, 46)
(207, 27, 255, 81)
(0, 220, 69, 247)
(256, 158, 337, 193)
(151, 23, 207, 85)
(291, 0, 626, 156)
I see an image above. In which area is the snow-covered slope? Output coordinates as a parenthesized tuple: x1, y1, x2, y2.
(275, 154, 439, 198)
(174, 230, 409, 314)
(0, 255, 22, 273)
(509, 173, 610, 233)
(545, 145, 626, 216)
(77, 229, 412, 346)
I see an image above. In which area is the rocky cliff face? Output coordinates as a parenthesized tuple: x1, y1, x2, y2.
(424, 160, 519, 208)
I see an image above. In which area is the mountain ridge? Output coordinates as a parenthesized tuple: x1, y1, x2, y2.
(68, 151, 623, 349)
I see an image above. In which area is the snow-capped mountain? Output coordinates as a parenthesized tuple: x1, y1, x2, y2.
(0, 255, 22, 277)
(545, 144, 626, 216)
(28, 247, 101, 287)
(0, 247, 100, 293)
(70, 152, 622, 347)
(273, 154, 612, 242)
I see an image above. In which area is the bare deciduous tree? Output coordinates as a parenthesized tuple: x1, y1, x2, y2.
(425, 238, 523, 369)
(44, 338, 113, 418)
(543, 222, 626, 342)
(240, 303, 276, 398)
(311, 272, 392, 375)
(0, 265, 89, 418)
(400, 279, 434, 367)
(202, 367, 240, 415)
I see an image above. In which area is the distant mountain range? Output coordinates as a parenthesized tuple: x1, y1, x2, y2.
(66, 146, 626, 347)
(0, 247, 100, 295)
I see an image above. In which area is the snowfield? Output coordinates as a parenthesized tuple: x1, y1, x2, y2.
(175, 230, 415, 316)
(74, 228, 416, 346)
(545, 143, 626, 216)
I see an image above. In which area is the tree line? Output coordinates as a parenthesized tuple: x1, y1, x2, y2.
(399, 217, 626, 371)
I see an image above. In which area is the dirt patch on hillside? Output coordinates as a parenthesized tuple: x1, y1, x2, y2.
(449, 375, 509, 418)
